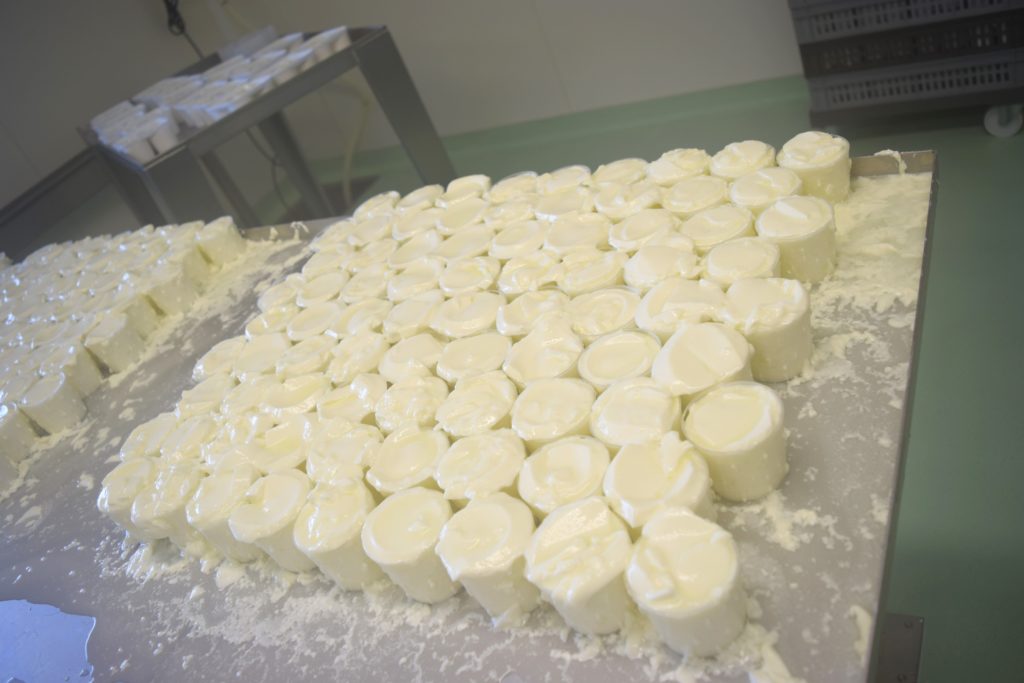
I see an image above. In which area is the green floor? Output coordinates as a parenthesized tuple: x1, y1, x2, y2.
(333, 77, 1024, 681)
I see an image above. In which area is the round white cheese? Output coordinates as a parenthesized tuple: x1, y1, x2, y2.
(436, 333, 511, 384)
(709, 140, 775, 179)
(577, 330, 661, 390)
(228, 469, 315, 571)
(635, 279, 726, 341)
(590, 377, 680, 450)
(374, 376, 449, 433)
(703, 237, 781, 287)
(651, 322, 752, 399)
(434, 428, 525, 504)
(755, 195, 836, 283)
(720, 278, 812, 382)
(511, 378, 595, 449)
(435, 371, 518, 437)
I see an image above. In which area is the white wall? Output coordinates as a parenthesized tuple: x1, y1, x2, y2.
(0, 0, 802, 208)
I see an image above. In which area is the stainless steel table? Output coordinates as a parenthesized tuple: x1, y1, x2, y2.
(86, 26, 456, 228)
(0, 153, 938, 683)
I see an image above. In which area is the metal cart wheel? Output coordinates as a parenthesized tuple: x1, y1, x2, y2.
(984, 105, 1023, 138)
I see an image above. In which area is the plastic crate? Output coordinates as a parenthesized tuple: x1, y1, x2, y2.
(791, 0, 1024, 44)
(808, 47, 1024, 110)
(799, 8, 1024, 76)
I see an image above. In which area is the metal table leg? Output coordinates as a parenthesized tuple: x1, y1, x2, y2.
(257, 113, 335, 218)
(201, 152, 261, 228)
(143, 147, 228, 225)
(355, 30, 456, 186)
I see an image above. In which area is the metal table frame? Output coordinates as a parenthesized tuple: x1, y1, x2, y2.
(84, 26, 455, 228)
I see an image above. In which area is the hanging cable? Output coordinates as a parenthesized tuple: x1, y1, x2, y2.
(162, 0, 205, 58)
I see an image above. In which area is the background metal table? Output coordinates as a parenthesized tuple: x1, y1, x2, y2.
(0, 153, 936, 683)
(84, 25, 455, 228)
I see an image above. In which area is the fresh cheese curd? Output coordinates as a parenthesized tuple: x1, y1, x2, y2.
(729, 167, 803, 215)
(556, 249, 627, 296)
(440, 174, 491, 207)
(275, 335, 335, 379)
(534, 187, 595, 221)
(651, 322, 752, 400)
(755, 195, 836, 282)
(488, 172, 538, 203)
(97, 456, 159, 538)
(382, 290, 444, 342)
(19, 373, 86, 434)
(293, 479, 384, 589)
(437, 197, 488, 234)
(626, 508, 745, 656)
(437, 493, 540, 623)
(566, 287, 640, 343)
(233, 333, 291, 381)
(246, 306, 298, 338)
(661, 176, 728, 218)
(593, 158, 647, 186)
(262, 374, 330, 419)
(439, 256, 500, 296)
(489, 221, 548, 260)
(85, 313, 145, 373)
(495, 290, 569, 338)
(1, 403, 35, 472)
(434, 429, 525, 505)
(387, 257, 444, 302)
(193, 336, 247, 381)
(497, 250, 560, 296)
(635, 279, 726, 341)
(328, 298, 393, 337)
(436, 371, 517, 437)
(396, 184, 443, 214)
(543, 214, 611, 254)
(512, 436, 606, 516)
(525, 497, 633, 635)
(538, 165, 591, 194)
(577, 330, 661, 390)
(608, 209, 678, 252)
(683, 381, 787, 501)
(377, 332, 442, 384)
(593, 182, 660, 221)
(353, 191, 399, 221)
(340, 264, 392, 303)
(703, 237, 781, 287)
(295, 271, 348, 307)
(776, 130, 851, 202)
(185, 464, 264, 562)
(387, 230, 443, 270)
(306, 422, 381, 484)
(483, 200, 533, 226)
(130, 460, 205, 550)
(360, 486, 460, 603)
(39, 342, 103, 398)
(429, 291, 504, 338)
(176, 374, 236, 419)
(316, 374, 388, 424)
(624, 245, 701, 292)
(679, 205, 755, 254)
(327, 332, 389, 385)
(433, 225, 495, 261)
(603, 433, 714, 531)
(589, 377, 680, 451)
(511, 378, 595, 449)
(436, 333, 511, 384)
(393, 209, 443, 242)
(503, 315, 583, 387)
(374, 376, 449, 433)
(721, 278, 812, 382)
(709, 140, 775, 179)
(228, 469, 315, 572)
(646, 148, 711, 186)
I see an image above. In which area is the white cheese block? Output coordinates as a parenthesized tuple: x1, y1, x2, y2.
(96, 455, 159, 539)
(146, 262, 200, 315)
(524, 497, 633, 635)
(495, 290, 569, 338)
(1, 403, 36, 469)
(660, 175, 728, 218)
(720, 278, 812, 382)
(755, 195, 837, 283)
(680, 205, 755, 254)
(511, 378, 595, 450)
(577, 330, 661, 391)
(185, 463, 264, 562)
(294, 479, 385, 589)
(19, 373, 86, 434)
(651, 322, 753, 400)
(603, 433, 714, 531)
(626, 507, 745, 656)
(709, 140, 775, 179)
(316, 374, 388, 424)
(589, 378, 680, 451)
(228, 469, 316, 572)
(434, 429, 525, 506)
(374, 376, 449, 433)
(39, 342, 103, 397)
(360, 486, 460, 603)
(520, 436, 606, 516)
(703, 237, 781, 288)
(436, 333, 511, 384)
(503, 314, 582, 387)
(728, 167, 803, 215)
(635, 279, 726, 342)
(683, 381, 787, 501)
(777, 130, 851, 202)
(646, 148, 711, 186)
(85, 312, 145, 373)
(196, 216, 246, 265)
(437, 492, 540, 623)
